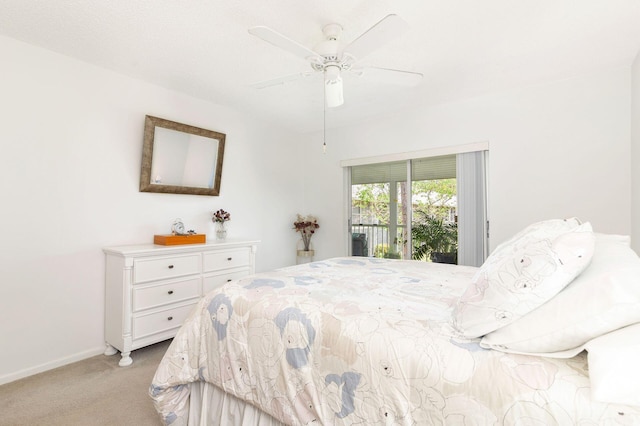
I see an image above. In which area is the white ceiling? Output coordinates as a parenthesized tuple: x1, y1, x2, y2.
(2, 1, 639, 133)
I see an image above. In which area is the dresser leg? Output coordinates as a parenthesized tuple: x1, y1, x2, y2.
(104, 343, 118, 356)
(119, 351, 133, 367)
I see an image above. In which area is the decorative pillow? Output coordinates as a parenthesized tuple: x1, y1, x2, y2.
(481, 234, 640, 355)
(586, 322, 640, 407)
(453, 218, 595, 338)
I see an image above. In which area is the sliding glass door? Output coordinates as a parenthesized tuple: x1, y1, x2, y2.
(350, 161, 406, 259)
(410, 155, 458, 263)
(348, 151, 487, 266)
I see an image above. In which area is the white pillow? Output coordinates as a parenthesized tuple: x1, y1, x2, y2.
(453, 218, 594, 338)
(586, 322, 640, 407)
(481, 234, 640, 355)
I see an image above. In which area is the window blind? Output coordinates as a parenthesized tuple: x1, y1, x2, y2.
(351, 155, 456, 185)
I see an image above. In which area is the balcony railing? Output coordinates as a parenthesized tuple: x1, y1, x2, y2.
(351, 224, 406, 258)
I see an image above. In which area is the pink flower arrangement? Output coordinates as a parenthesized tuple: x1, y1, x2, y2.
(293, 214, 319, 251)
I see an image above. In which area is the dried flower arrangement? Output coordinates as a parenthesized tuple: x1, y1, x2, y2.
(212, 209, 231, 223)
(293, 214, 319, 251)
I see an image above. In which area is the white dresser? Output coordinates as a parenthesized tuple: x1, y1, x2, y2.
(103, 239, 259, 366)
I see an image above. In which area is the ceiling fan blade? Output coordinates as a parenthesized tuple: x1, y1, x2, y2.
(343, 14, 409, 61)
(355, 66, 423, 86)
(249, 26, 320, 61)
(250, 71, 313, 89)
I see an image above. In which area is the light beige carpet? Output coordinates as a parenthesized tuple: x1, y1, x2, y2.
(0, 340, 172, 426)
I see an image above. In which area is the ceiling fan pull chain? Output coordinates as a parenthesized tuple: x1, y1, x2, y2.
(323, 77, 327, 154)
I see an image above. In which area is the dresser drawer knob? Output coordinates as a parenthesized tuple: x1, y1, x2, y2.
(167, 290, 174, 295)
(168, 265, 174, 269)
(227, 279, 232, 282)
(227, 257, 232, 261)
(167, 316, 173, 321)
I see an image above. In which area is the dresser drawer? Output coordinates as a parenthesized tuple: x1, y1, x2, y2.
(203, 248, 250, 272)
(133, 278, 200, 312)
(203, 269, 250, 294)
(134, 254, 200, 283)
(133, 303, 195, 339)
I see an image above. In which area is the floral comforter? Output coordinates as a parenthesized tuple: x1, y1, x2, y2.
(150, 257, 638, 425)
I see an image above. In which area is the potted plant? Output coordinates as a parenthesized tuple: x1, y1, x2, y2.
(373, 243, 401, 259)
(411, 212, 458, 264)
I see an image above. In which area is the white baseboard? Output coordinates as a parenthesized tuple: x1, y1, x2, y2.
(0, 346, 107, 386)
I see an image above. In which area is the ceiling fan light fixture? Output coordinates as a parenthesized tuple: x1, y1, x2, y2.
(324, 65, 343, 107)
(324, 64, 340, 81)
(325, 77, 343, 108)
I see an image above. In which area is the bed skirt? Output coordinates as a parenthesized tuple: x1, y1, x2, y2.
(187, 382, 285, 426)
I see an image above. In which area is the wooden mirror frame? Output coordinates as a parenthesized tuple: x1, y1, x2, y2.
(139, 115, 226, 196)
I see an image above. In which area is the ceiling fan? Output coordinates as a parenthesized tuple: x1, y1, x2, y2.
(248, 14, 423, 108)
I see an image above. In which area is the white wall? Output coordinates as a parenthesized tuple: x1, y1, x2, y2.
(631, 51, 640, 254)
(0, 35, 303, 384)
(303, 66, 632, 258)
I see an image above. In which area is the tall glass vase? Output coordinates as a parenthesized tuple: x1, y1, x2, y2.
(215, 222, 227, 241)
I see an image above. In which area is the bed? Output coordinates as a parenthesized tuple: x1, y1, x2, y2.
(150, 219, 640, 425)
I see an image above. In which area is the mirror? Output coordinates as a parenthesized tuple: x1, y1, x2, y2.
(139, 115, 226, 196)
